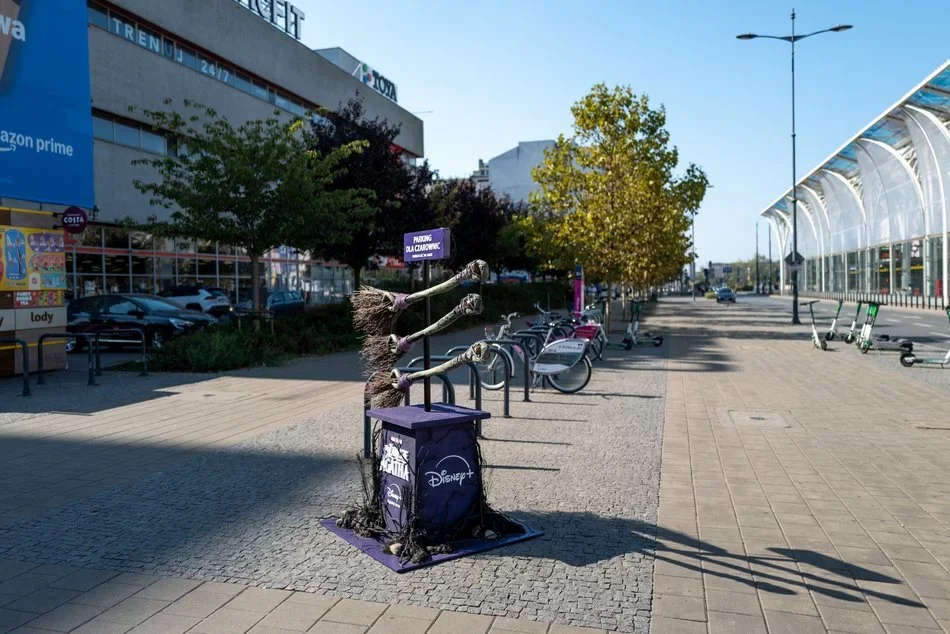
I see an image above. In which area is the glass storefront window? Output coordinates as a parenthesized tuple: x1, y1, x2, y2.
(105, 254, 130, 276)
(104, 226, 129, 249)
(77, 226, 102, 248)
(131, 255, 154, 276)
(197, 239, 216, 255)
(926, 237, 943, 297)
(105, 276, 131, 294)
(130, 232, 152, 251)
(197, 258, 217, 280)
(132, 277, 154, 294)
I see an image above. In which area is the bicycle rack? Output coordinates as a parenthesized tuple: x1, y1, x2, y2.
(0, 338, 31, 396)
(93, 329, 149, 377)
(362, 371, 457, 459)
(37, 333, 97, 387)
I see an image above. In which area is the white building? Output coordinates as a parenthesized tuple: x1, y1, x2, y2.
(471, 140, 555, 204)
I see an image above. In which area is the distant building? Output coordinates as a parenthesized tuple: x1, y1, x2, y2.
(471, 140, 555, 204)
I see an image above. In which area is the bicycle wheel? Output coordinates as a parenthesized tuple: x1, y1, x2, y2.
(588, 336, 605, 361)
(545, 356, 593, 394)
(478, 344, 513, 391)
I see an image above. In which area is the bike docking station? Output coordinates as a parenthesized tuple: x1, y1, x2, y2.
(324, 229, 541, 572)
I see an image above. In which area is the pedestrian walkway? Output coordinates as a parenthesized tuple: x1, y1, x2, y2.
(651, 296, 950, 634)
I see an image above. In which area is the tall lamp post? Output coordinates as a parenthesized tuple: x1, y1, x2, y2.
(737, 11, 852, 324)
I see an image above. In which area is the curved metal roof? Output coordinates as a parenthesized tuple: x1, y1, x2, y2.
(761, 58, 950, 220)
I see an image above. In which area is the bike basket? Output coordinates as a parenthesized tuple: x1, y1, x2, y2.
(573, 325, 599, 340)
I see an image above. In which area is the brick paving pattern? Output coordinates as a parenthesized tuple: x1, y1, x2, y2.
(651, 297, 950, 634)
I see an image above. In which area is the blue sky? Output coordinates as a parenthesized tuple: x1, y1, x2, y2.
(293, 0, 950, 263)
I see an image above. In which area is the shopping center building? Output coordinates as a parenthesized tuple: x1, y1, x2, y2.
(762, 59, 950, 305)
(2, 0, 423, 304)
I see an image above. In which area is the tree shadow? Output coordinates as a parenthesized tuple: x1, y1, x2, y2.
(493, 511, 921, 607)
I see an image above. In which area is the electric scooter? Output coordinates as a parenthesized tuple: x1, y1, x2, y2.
(824, 300, 843, 341)
(841, 301, 863, 344)
(630, 301, 663, 347)
(900, 307, 950, 368)
(856, 302, 913, 354)
(801, 300, 828, 351)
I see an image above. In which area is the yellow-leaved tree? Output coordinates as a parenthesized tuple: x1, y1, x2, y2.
(521, 84, 708, 300)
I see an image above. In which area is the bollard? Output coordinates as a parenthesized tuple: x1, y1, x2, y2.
(0, 338, 32, 396)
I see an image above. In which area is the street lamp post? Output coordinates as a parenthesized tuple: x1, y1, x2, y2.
(737, 11, 852, 324)
(691, 214, 696, 301)
(756, 222, 760, 294)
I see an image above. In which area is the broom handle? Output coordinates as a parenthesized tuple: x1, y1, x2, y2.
(390, 294, 482, 353)
(392, 341, 489, 389)
(400, 260, 489, 306)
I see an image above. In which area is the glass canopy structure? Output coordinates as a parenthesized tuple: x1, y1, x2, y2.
(762, 59, 950, 304)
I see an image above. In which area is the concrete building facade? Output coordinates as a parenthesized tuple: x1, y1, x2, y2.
(472, 140, 555, 204)
(3, 0, 424, 304)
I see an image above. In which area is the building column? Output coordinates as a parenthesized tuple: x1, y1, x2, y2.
(902, 242, 912, 294)
(889, 244, 896, 295)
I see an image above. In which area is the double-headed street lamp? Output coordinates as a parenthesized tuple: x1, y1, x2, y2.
(737, 11, 852, 324)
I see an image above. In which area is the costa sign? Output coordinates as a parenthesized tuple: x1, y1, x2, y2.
(61, 206, 88, 234)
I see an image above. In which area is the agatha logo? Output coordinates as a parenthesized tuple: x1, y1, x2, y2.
(380, 441, 409, 481)
(425, 455, 475, 489)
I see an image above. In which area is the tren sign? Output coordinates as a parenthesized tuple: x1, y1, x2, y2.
(233, 0, 305, 40)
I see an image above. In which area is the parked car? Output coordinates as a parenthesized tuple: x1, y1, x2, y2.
(159, 285, 233, 318)
(66, 294, 218, 351)
(716, 287, 736, 303)
(265, 290, 306, 317)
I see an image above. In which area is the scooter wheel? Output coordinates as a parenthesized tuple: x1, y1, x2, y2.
(825, 332, 836, 341)
(844, 334, 855, 344)
(624, 340, 633, 351)
(900, 353, 916, 368)
(820, 340, 828, 351)
(653, 337, 664, 347)
(860, 345, 869, 354)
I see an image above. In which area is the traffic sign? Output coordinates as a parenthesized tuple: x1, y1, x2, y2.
(784, 251, 804, 266)
(722, 266, 733, 273)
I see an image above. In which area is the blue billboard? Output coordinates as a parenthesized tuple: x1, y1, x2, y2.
(0, 1, 94, 207)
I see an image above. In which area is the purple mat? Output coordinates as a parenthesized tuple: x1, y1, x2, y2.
(321, 518, 543, 573)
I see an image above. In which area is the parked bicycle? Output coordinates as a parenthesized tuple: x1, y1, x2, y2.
(479, 313, 593, 394)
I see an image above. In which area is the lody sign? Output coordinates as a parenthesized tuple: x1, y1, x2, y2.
(403, 228, 451, 262)
(233, 0, 305, 40)
(0, 0, 94, 207)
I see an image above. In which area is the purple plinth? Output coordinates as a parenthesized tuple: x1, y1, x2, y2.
(322, 518, 543, 573)
(372, 404, 489, 534)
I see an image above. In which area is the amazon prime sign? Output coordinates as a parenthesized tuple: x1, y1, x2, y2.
(233, 0, 305, 40)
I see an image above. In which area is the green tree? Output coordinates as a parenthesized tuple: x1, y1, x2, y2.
(307, 98, 437, 288)
(522, 84, 708, 293)
(130, 99, 370, 310)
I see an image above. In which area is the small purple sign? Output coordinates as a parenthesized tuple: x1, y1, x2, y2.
(403, 228, 451, 262)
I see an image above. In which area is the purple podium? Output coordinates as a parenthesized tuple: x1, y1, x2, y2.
(324, 403, 542, 572)
(375, 403, 488, 534)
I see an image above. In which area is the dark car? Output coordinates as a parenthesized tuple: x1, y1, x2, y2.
(265, 290, 306, 317)
(66, 294, 218, 351)
(716, 287, 736, 303)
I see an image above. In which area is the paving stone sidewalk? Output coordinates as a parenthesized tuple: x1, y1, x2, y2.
(0, 323, 669, 633)
(650, 296, 950, 634)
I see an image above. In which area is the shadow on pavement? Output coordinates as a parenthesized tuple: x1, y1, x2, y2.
(500, 511, 922, 608)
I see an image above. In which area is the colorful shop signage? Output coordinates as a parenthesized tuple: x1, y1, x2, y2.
(232, 0, 305, 40)
(14, 290, 64, 308)
(1, 226, 67, 291)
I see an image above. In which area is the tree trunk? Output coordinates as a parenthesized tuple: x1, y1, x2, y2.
(251, 253, 262, 310)
(353, 263, 362, 291)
